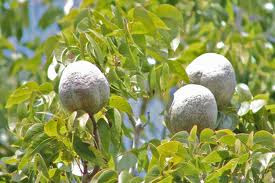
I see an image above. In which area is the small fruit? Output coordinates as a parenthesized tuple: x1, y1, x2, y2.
(59, 61, 110, 114)
(167, 84, 218, 133)
(186, 53, 236, 108)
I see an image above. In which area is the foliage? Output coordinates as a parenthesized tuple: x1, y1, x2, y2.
(0, 0, 274, 182)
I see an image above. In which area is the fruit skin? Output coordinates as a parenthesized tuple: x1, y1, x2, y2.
(59, 61, 110, 114)
(186, 53, 236, 108)
(167, 84, 218, 133)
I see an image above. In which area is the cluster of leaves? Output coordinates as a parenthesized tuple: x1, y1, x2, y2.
(96, 126, 274, 183)
(0, 0, 274, 182)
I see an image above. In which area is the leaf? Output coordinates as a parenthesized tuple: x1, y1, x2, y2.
(155, 4, 183, 26)
(188, 125, 197, 143)
(168, 61, 189, 83)
(6, 81, 39, 108)
(202, 150, 229, 164)
(73, 134, 96, 163)
(149, 143, 159, 159)
(250, 99, 266, 113)
(236, 83, 252, 101)
(77, 113, 89, 128)
(85, 33, 104, 67)
(175, 162, 200, 176)
(39, 7, 63, 29)
(39, 82, 54, 94)
(158, 175, 173, 183)
(24, 123, 44, 142)
(265, 104, 275, 113)
(98, 118, 111, 153)
(170, 131, 189, 145)
(206, 158, 238, 182)
(44, 120, 58, 137)
(118, 171, 133, 183)
(117, 152, 137, 171)
(200, 128, 215, 143)
(134, 7, 155, 33)
(92, 169, 118, 183)
(160, 63, 170, 91)
(237, 101, 250, 116)
(1, 156, 17, 165)
(218, 135, 237, 146)
(109, 95, 132, 114)
(148, 11, 169, 30)
(34, 153, 49, 179)
(253, 131, 274, 149)
(47, 56, 58, 80)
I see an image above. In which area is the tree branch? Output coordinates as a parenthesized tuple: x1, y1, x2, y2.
(81, 113, 101, 183)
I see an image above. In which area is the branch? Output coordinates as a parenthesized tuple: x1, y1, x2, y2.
(81, 113, 101, 183)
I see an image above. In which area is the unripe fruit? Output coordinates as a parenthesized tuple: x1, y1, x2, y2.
(59, 61, 110, 114)
(167, 84, 218, 133)
(186, 53, 236, 108)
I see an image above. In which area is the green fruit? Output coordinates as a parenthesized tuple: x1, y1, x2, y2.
(59, 61, 110, 114)
(167, 84, 218, 133)
(186, 53, 236, 108)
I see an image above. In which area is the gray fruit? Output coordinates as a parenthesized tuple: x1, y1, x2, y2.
(167, 84, 218, 133)
(59, 61, 110, 114)
(186, 53, 236, 108)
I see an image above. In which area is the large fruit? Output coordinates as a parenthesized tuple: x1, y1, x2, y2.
(59, 61, 110, 114)
(186, 53, 236, 108)
(167, 84, 218, 133)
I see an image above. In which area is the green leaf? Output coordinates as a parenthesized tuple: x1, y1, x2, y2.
(24, 123, 44, 142)
(85, 33, 104, 67)
(253, 131, 274, 149)
(118, 170, 133, 183)
(73, 134, 96, 162)
(188, 125, 197, 143)
(202, 150, 229, 163)
(109, 95, 132, 114)
(265, 104, 275, 113)
(98, 118, 111, 153)
(175, 162, 200, 176)
(18, 153, 31, 170)
(149, 143, 159, 159)
(1, 156, 17, 165)
(92, 169, 118, 183)
(155, 4, 183, 26)
(160, 63, 170, 91)
(236, 83, 252, 101)
(250, 99, 266, 113)
(170, 131, 189, 145)
(237, 101, 250, 116)
(39, 82, 54, 94)
(168, 61, 189, 83)
(39, 7, 63, 29)
(34, 153, 49, 179)
(77, 113, 89, 128)
(200, 128, 215, 143)
(206, 158, 238, 182)
(44, 120, 58, 137)
(148, 11, 169, 30)
(117, 152, 137, 171)
(158, 175, 173, 183)
(134, 7, 155, 33)
(6, 81, 39, 108)
(218, 135, 237, 146)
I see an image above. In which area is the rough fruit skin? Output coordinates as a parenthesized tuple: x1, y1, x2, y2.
(167, 84, 218, 133)
(59, 61, 110, 114)
(186, 53, 236, 108)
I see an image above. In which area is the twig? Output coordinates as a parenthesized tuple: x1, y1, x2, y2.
(81, 113, 101, 183)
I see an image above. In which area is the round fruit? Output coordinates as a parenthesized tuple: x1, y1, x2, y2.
(167, 84, 218, 133)
(59, 61, 110, 114)
(186, 53, 236, 108)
